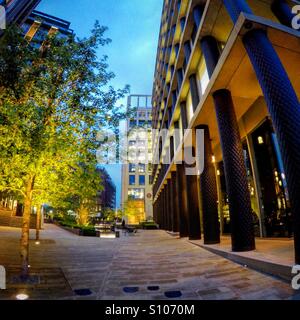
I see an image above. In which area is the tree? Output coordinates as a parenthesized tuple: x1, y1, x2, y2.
(122, 200, 143, 224)
(0, 23, 129, 277)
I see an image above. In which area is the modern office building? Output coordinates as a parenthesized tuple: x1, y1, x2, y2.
(0, 0, 41, 27)
(21, 10, 73, 47)
(121, 94, 153, 224)
(152, 0, 300, 263)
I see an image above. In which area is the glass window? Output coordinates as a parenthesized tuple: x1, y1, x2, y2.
(129, 119, 136, 128)
(137, 140, 146, 147)
(149, 175, 153, 184)
(128, 188, 145, 200)
(138, 163, 145, 173)
(139, 175, 145, 186)
(139, 120, 146, 127)
(129, 164, 136, 173)
(129, 175, 135, 185)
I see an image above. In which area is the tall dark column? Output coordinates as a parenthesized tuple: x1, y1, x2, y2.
(184, 147, 201, 240)
(180, 101, 188, 132)
(223, 0, 252, 22)
(167, 179, 173, 231)
(225, 0, 300, 265)
(163, 187, 168, 230)
(170, 171, 179, 232)
(176, 164, 189, 237)
(193, 5, 204, 29)
(200, 36, 220, 78)
(184, 40, 192, 65)
(160, 190, 165, 230)
(189, 74, 200, 112)
(213, 89, 255, 252)
(271, 0, 295, 27)
(196, 125, 220, 244)
(156, 195, 161, 228)
(166, 183, 171, 231)
(153, 200, 157, 223)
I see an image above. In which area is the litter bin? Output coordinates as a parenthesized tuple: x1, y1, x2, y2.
(115, 231, 120, 238)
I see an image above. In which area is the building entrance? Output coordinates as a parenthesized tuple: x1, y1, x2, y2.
(251, 120, 292, 238)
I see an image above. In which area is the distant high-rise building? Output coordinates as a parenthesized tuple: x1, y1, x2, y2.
(121, 95, 153, 224)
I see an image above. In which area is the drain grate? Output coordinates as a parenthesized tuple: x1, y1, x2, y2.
(164, 290, 182, 298)
(123, 287, 139, 293)
(147, 286, 160, 291)
(74, 288, 93, 296)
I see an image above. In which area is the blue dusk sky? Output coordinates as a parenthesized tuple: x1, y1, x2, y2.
(36, 0, 163, 208)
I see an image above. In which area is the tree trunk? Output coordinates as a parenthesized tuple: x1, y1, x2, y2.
(20, 177, 34, 278)
(78, 203, 89, 226)
(36, 205, 41, 241)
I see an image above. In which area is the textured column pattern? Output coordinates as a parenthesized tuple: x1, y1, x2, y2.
(196, 125, 220, 244)
(180, 101, 188, 132)
(176, 164, 189, 237)
(189, 74, 200, 112)
(184, 147, 201, 240)
(223, 0, 252, 22)
(171, 171, 179, 232)
(271, 0, 295, 27)
(200, 36, 221, 78)
(167, 179, 173, 231)
(213, 89, 255, 252)
(243, 28, 300, 263)
(193, 5, 204, 28)
(163, 188, 167, 230)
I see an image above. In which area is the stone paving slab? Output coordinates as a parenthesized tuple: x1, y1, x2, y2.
(0, 225, 299, 300)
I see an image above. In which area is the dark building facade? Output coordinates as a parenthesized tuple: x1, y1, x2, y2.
(96, 168, 116, 213)
(152, 0, 300, 263)
(22, 10, 73, 48)
(1, 0, 41, 26)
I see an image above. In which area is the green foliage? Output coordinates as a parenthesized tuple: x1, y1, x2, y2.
(0, 23, 130, 272)
(0, 22, 129, 214)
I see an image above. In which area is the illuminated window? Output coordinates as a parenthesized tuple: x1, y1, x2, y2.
(129, 140, 136, 147)
(129, 164, 136, 173)
(128, 188, 145, 200)
(138, 163, 145, 173)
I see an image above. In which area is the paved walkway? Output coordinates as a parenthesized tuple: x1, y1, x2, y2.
(191, 236, 295, 266)
(0, 224, 299, 300)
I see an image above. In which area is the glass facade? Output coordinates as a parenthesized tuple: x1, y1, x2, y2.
(139, 175, 145, 186)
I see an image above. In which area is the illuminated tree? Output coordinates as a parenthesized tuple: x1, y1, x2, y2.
(0, 24, 129, 277)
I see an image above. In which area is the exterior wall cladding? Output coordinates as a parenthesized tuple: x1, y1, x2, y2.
(151, 0, 300, 264)
(2, 0, 41, 26)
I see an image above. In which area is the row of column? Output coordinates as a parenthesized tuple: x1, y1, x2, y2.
(154, 0, 300, 263)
